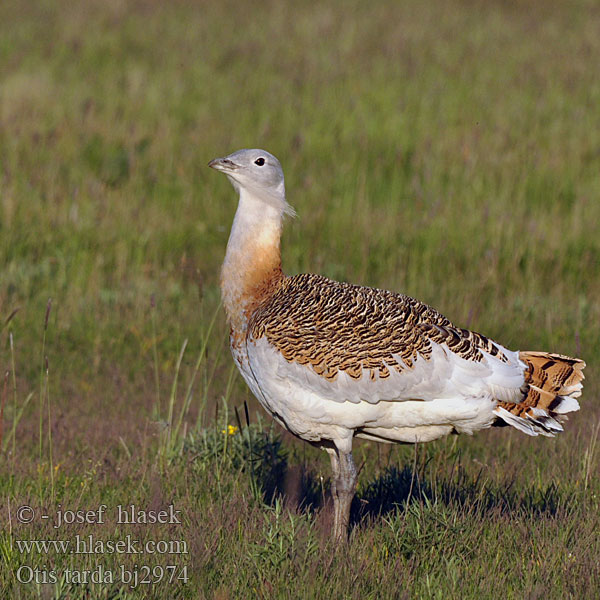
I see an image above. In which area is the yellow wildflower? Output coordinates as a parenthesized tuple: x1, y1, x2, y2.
(221, 425, 238, 435)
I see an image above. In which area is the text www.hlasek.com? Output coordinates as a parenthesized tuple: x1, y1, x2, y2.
(17, 535, 188, 555)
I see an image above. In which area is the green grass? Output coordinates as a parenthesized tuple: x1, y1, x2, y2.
(1, 0, 599, 597)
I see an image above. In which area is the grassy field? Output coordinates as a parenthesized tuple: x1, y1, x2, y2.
(1, 0, 599, 597)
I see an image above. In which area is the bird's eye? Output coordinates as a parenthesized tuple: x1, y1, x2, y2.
(254, 157, 265, 166)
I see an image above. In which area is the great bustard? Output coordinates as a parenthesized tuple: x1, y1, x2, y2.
(208, 148, 585, 541)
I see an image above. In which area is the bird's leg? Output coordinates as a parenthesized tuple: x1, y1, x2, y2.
(324, 446, 341, 537)
(325, 441, 357, 543)
(334, 449, 357, 542)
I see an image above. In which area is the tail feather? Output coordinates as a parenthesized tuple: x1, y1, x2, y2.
(494, 351, 585, 437)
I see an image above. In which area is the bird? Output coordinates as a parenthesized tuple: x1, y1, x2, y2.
(208, 148, 586, 542)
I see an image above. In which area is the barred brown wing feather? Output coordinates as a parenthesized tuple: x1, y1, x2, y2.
(248, 273, 524, 408)
(249, 273, 497, 380)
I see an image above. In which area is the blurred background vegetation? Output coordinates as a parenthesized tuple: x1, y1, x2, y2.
(0, 0, 599, 597)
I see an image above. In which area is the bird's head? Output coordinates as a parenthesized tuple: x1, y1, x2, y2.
(208, 149, 295, 216)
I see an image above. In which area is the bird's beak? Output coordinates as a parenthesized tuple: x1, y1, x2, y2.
(208, 157, 239, 172)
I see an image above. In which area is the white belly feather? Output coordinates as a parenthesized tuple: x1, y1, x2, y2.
(242, 335, 526, 443)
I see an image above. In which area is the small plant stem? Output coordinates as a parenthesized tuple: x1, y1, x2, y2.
(39, 299, 52, 463)
(150, 295, 161, 419)
(173, 301, 221, 444)
(0, 371, 7, 450)
(45, 358, 54, 500)
(10, 333, 17, 458)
